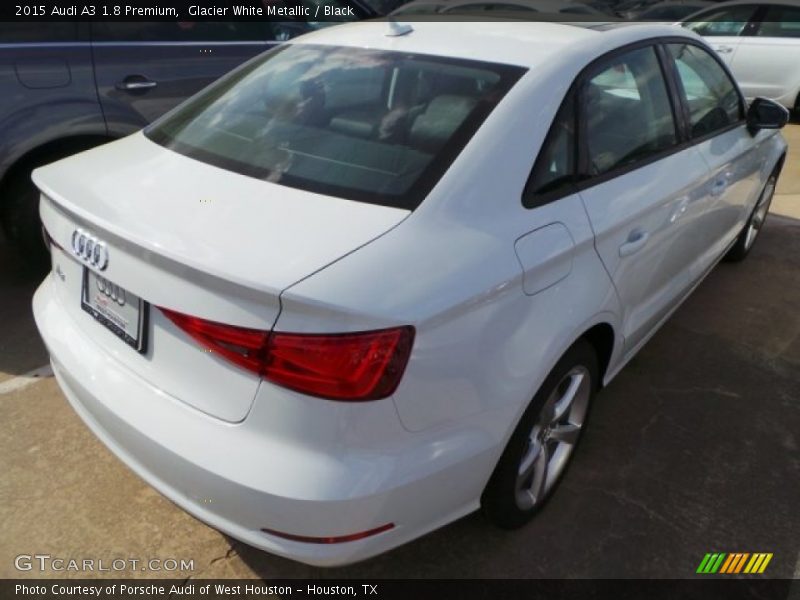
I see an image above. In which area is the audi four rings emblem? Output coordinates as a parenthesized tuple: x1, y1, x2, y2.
(71, 229, 109, 270)
(96, 276, 126, 306)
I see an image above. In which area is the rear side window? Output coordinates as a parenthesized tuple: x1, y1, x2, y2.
(146, 44, 525, 210)
(582, 47, 677, 176)
(92, 22, 276, 42)
(525, 99, 575, 204)
(667, 44, 743, 138)
(756, 6, 800, 38)
(682, 5, 759, 37)
(0, 23, 81, 42)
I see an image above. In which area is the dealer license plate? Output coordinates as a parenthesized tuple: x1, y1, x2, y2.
(81, 268, 148, 353)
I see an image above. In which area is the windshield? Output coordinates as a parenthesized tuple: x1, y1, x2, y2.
(145, 44, 525, 210)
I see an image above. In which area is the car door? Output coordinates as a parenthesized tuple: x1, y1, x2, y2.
(728, 4, 800, 106)
(681, 4, 762, 65)
(665, 42, 765, 273)
(576, 44, 712, 357)
(91, 22, 278, 135)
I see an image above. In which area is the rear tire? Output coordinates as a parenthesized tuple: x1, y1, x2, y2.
(0, 171, 49, 268)
(724, 168, 779, 263)
(481, 340, 598, 529)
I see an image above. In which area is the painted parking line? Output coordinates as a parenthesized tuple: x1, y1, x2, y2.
(0, 364, 53, 395)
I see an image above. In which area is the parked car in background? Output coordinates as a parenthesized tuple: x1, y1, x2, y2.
(681, 0, 800, 112)
(443, 0, 608, 14)
(0, 12, 374, 264)
(34, 20, 787, 566)
(391, 0, 610, 14)
(614, 0, 723, 19)
(636, 0, 713, 20)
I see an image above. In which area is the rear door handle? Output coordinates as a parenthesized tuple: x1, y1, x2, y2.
(619, 230, 650, 257)
(711, 172, 732, 197)
(116, 77, 158, 91)
(714, 45, 734, 54)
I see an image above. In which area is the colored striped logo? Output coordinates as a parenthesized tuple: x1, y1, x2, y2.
(696, 553, 773, 574)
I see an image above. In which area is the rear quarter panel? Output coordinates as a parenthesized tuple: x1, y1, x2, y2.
(277, 66, 623, 436)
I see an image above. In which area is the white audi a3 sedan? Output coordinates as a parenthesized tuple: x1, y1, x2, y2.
(33, 20, 788, 566)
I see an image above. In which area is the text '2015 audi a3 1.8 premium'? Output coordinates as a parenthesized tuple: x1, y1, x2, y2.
(32, 20, 789, 566)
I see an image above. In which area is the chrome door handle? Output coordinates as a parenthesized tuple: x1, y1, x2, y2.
(619, 230, 650, 257)
(116, 78, 157, 91)
(714, 46, 734, 54)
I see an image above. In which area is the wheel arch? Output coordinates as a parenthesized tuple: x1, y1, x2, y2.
(1, 134, 115, 195)
(580, 322, 615, 389)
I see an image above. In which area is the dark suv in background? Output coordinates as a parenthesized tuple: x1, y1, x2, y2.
(0, 13, 379, 262)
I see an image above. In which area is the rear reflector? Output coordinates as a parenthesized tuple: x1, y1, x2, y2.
(159, 307, 414, 401)
(261, 523, 394, 544)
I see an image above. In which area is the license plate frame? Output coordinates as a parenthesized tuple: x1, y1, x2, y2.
(80, 268, 149, 353)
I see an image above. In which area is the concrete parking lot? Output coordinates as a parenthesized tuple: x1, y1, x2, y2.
(1, 124, 799, 580)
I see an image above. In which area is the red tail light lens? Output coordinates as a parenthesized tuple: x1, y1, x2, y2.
(267, 327, 414, 400)
(159, 308, 414, 401)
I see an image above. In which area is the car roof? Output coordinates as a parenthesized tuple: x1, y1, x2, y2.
(291, 20, 699, 69)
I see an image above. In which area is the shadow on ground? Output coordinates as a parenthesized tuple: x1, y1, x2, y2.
(0, 230, 49, 378)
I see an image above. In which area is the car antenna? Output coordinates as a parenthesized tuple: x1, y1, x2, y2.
(386, 19, 413, 37)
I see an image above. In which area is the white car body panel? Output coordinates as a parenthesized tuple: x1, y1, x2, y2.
(730, 35, 800, 107)
(707, 35, 742, 66)
(580, 146, 711, 355)
(32, 21, 788, 565)
(680, 0, 800, 109)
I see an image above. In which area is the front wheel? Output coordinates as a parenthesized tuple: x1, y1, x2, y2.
(724, 170, 778, 263)
(481, 340, 598, 529)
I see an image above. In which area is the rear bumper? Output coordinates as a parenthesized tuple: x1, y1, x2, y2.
(33, 275, 497, 566)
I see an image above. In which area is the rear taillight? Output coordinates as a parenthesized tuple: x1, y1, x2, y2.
(159, 308, 414, 401)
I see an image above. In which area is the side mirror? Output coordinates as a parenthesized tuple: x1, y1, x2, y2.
(747, 97, 790, 134)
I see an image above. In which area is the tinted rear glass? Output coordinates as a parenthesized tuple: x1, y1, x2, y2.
(145, 44, 525, 210)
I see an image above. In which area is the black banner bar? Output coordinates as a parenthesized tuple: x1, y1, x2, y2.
(2, 579, 798, 600)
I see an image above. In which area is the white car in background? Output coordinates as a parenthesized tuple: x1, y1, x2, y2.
(390, 0, 607, 15)
(33, 21, 788, 566)
(681, 0, 800, 112)
(636, 0, 714, 21)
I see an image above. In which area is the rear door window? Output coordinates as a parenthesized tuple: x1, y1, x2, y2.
(92, 22, 277, 42)
(581, 46, 678, 176)
(0, 23, 82, 42)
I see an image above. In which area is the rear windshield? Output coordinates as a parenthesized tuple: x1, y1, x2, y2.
(145, 44, 525, 210)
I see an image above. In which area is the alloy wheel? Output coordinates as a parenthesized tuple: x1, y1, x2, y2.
(514, 366, 591, 510)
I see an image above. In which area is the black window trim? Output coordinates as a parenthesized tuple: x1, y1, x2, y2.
(523, 36, 747, 210)
(741, 5, 770, 37)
